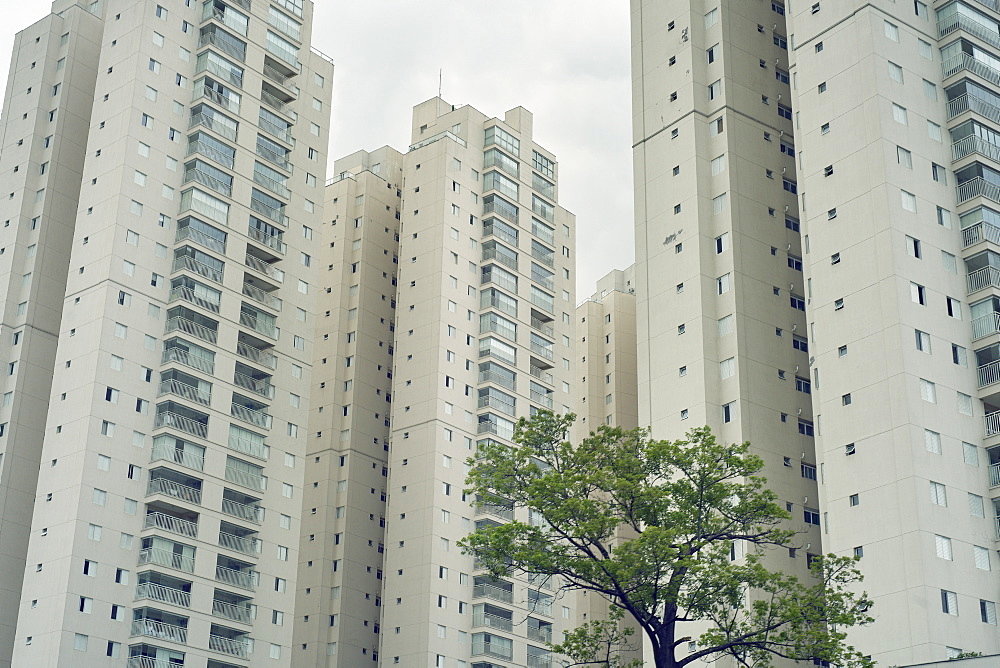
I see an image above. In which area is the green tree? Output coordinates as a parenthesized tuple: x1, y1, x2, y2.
(461, 412, 874, 668)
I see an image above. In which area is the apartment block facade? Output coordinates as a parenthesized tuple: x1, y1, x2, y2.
(631, 1, 821, 660)
(786, 0, 1000, 663)
(0, 0, 334, 666)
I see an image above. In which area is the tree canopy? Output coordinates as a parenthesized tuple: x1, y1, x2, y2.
(460, 412, 874, 668)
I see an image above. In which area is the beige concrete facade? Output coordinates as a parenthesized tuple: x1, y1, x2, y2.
(1, 0, 334, 666)
(786, 0, 1000, 663)
(632, 0, 821, 662)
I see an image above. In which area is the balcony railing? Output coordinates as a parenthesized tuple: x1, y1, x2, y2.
(222, 497, 262, 524)
(150, 443, 206, 472)
(189, 110, 238, 142)
(225, 465, 266, 491)
(482, 271, 517, 293)
(172, 254, 224, 284)
(219, 531, 257, 555)
(197, 57, 243, 88)
(239, 312, 278, 339)
(943, 52, 1000, 87)
(135, 581, 191, 608)
(213, 599, 253, 624)
(250, 196, 289, 226)
(138, 547, 195, 573)
(972, 311, 1000, 340)
(242, 282, 282, 311)
(264, 40, 300, 71)
(144, 512, 199, 539)
(484, 221, 519, 246)
(985, 411, 1000, 436)
(478, 395, 516, 416)
(527, 626, 553, 644)
(247, 225, 287, 254)
(530, 316, 554, 337)
(968, 266, 1000, 294)
(131, 618, 189, 644)
(476, 502, 514, 521)
(237, 341, 277, 369)
(479, 370, 516, 391)
(473, 611, 513, 632)
(244, 254, 284, 282)
(234, 372, 275, 399)
(126, 657, 182, 668)
(162, 346, 215, 375)
(532, 272, 555, 291)
(231, 402, 273, 429)
(260, 88, 292, 116)
(154, 411, 209, 439)
(158, 378, 212, 406)
(216, 565, 256, 590)
(147, 477, 203, 505)
(227, 433, 268, 460)
(939, 13, 1000, 52)
(479, 345, 516, 366)
(949, 94, 1000, 127)
(203, 5, 249, 36)
(483, 295, 517, 317)
(531, 390, 554, 409)
(176, 223, 227, 254)
(253, 169, 291, 199)
(471, 639, 513, 661)
(209, 634, 249, 658)
(483, 247, 517, 270)
(952, 135, 1000, 164)
(195, 84, 240, 114)
(187, 139, 236, 169)
(527, 653, 553, 668)
(198, 30, 246, 62)
(531, 248, 555, 268)
(963, 221, 1000, 248)
(473, 583, 514, 604)
(478, 420, 515, 440)
(530, 342, 554, 360)
(262, 62, 295, 90)
(481, 320, 516, 342)
(981, 360, 1000, 388)
(990, 462, 1000, 487)
(169, 285, 220, 314)
(255, 142, 292, 172)
(530, 366, 554, 384)
(258, 116, 294, 145)
(166, 316, 219, 345)
(183, 166, 233, 198)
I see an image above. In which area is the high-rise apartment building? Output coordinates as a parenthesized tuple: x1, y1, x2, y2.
(631, 0, 821, 660)
(0, 0, 334, 666)
(633, 0, 1000, 664)
(293, 97, 579, 667)
(786, 1, 1000, 663)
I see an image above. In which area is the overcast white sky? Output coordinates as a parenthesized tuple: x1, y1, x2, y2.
(0, 1, 635, 295)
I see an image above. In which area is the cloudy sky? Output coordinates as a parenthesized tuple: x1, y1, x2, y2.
(0, 2, 634, 296)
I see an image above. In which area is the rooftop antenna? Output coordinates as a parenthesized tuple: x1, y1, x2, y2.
(438, 69, 443, 99)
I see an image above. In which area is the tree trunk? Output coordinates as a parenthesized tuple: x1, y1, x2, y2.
(652, 640, 676, 668)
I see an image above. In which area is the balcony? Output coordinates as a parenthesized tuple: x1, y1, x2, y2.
(196, 54, 243, 89)
(231, 402, 272, 429)
(239, 311, 278, 340)
(233, 371, 275, 400)
(219, 530, 257, 556)
(209, 634, 249, 659)
(531, 246, 555, 268)
(187, 137, 236, 172)
(964, 221, 1000, 248)
(949, 94, 1000, 129)
(483, 218, 519, 246)
(131, 614, 189, 645)
(169, 284, 221, 314)
(247, 224, 287, 254)
(148, 470, 203, 505)
(473, 605, 514, 633)
(481, 318, 516, 342)
(139, 547, 195, 574)
(953, 135, 1000, 165)
(990, 462, 1000, 488)
(530, 316, 554, 337)
(530, 342, 555, 360)
(973, 311, 1000, 340)
(162, 344, 215, 376)
(175, 220, 227, 255)
(530, 365, 554, 385)
(180, 187, 229, 226)
(478, 394, 516, 417)
(260, 87, 293, 117)
(255, 141, 292, 173)
(244, 253, 284, 283)
(961, 176, 1000, 206)
(253, 168, 291, 201)
(225, 464, 266, 492)
(165, 315, 218, 345)
(195, 83, 240, 114)
(198, 26, 247, 63)
(127, 656, 184, 668)
(172, 253, 224, 285)
(970, 266, 1000, 294)
(183, 164, 233, 199)
(944, 52, 1000, 86)
(258, 114, 294, 145)
(262, 61, 296, 91)
(479, 370, 516, 391)
(135, 582, 191, 608)
(527, 652, 553, 668)
(158, 378, 212, 407)
(144, 511, 199, 539)
(242, 281, 282, 311)
(264, 39, 300, 72)
(222, 490, 263, 524)
(473, 578, 514, 604)
(986, 411, 1000, 437)
(212, 597, 253, 624)
(472, 634, 514, 661)
(190, 110, 238, 142)
(476, 500, 514, 521)
(237, 339, 278, 369)
(151, 440, 206, 472)
(483, 194, 519, 225)
(154, 411, 209, 440)
(939, 13, 1000, 53)
(215, 564, 256, 590)
(202, 2, 249, 37)
(250, 195, 289, 226)
(483, 245, 518, 270)
(531, 390, 554, 409)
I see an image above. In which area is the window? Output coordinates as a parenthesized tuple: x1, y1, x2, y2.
(930, 481, 947, 506)
(897, 146, 912, 169)
(920, 379, 936, 403)
(722, 402, 735, 423)
(924, 429, 941, 454)
(892, 104, 908, 125)
(906, 235, 921, 258)
(888, 61, 903, 83)
(901, 190, 916, 212)
(932, 163, 947, 183)
(910, 283, 926, 305)
(941, 590, 958, 615)
(705, 8, 719, 27)
(708, 79, 722, 100)
(884, 20, 899, 41)
(947, 297, 962, 319)
(716, 273, 731, 295)
(975, 545, 991, 570)
(915, 330, 930, 353)
(983, 600, 998, 625)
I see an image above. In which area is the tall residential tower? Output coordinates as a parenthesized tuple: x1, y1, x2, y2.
(1, 1, 334, 667)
